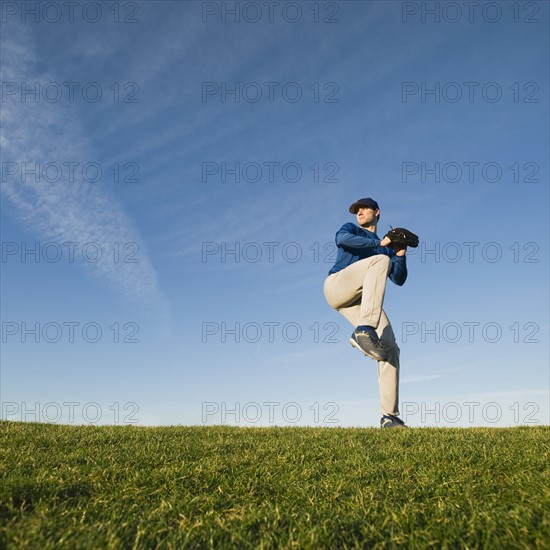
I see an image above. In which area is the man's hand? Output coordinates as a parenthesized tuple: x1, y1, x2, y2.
(381, 236, 406, 255)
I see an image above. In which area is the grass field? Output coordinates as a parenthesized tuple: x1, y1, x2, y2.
(1, 422, 549, 549)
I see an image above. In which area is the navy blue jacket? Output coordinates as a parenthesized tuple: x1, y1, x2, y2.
(328, 223, 408, 286)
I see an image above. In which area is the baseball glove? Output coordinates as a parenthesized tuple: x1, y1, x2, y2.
(385, 227, 419, 248)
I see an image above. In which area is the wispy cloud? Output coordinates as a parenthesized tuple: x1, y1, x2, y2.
(1, 22, 168, 311)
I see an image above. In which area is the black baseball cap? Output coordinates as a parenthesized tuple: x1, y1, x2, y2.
(348, 197, 380, 214)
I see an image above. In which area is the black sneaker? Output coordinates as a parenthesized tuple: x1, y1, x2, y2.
(380, 415, 407, 428)
(349, 328, 388, 361)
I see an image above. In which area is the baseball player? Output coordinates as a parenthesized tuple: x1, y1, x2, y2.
(323, 198, 418, 428)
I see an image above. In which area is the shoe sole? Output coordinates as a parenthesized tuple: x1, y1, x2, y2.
(349, 337, 388, 362)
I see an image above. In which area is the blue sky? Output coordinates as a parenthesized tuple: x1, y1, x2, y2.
(1, 0, 548, 428)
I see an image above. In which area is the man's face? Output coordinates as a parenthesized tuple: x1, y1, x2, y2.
(356, 206, 379, 227)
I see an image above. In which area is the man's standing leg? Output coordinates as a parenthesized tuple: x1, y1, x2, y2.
(376, 310, 400, 417)
(335, 305, 400, 418)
